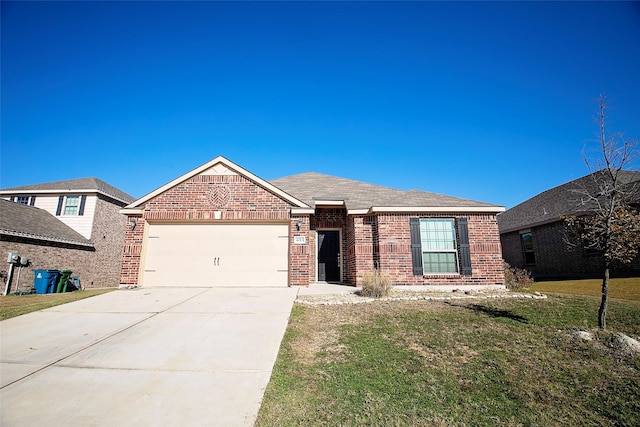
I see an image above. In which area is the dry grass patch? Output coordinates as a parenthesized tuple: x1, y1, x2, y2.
(257, 296, 640, 427)
(530, 277, 640, 301)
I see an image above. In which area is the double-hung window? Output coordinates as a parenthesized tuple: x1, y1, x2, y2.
(56, 195, 86, 216)
(420, 219, 459, 274)
(410, 217, 472, 276)
(63, 196, 80, 215)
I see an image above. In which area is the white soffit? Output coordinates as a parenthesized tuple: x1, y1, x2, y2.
(123, 156, 311, 210)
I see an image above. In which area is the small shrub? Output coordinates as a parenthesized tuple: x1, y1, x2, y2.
(503, 261, 534, 290)
(360, 270, 393, 298)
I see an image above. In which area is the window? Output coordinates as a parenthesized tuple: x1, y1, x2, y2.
(16, 196, 30, 205)
(63, 196, 80, 215)
(420, 219, 459, 274)
(521, 232, 535, 264)
(56, 195, 86, 216)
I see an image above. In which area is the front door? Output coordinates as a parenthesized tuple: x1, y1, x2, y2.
(318, 230, 340, 282)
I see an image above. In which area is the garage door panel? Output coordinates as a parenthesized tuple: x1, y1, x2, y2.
(142, 224, 289, 287)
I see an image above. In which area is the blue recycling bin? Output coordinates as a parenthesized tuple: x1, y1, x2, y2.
(34, 270, 60, 294)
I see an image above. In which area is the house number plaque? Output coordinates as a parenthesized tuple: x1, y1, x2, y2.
(293, 236, 307, 245)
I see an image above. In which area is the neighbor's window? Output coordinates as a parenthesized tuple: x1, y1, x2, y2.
(63, 195, 80, 215)
(521, 232, 535, 264)
(16, 196, 30, 205)
(420, 219, 459, 274)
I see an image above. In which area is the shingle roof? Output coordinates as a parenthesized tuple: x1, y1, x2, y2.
(0, 199, 93, 247)
(0, 177, 135, 204)
(497, 170, 640, 234)
(270, 172, 503, 212)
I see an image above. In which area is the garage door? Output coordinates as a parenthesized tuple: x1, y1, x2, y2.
(141, 223, 289, 287)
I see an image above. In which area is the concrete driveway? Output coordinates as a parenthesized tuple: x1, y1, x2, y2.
(0, 287, 298, 426)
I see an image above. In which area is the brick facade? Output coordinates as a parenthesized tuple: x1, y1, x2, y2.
(120, 163, 505, 288)
(367, 213, 504, 286)
(501, 221, 640, 280)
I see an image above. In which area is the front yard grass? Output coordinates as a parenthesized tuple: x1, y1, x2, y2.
(530, 277, 640, 300)
(0, 288, 115, 320)
(257, 295, 640, 426)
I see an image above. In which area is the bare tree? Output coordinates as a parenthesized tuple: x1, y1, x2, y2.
(564, 96, 640, 329)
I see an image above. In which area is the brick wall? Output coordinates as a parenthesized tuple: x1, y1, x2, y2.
(345, 215, 376, 285)
(501, 221, 640, 279)
(371, 213, 504, 287)
(289, 215, 311, 286)
(89, 195, 128, 287)
(500, 231, 524, 269)
(0, 238, 94, 292)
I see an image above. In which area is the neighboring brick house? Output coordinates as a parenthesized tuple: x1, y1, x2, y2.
(120, 156, 505, 289)
(498, 170, 640, 280)
(0, 178, 135, 291)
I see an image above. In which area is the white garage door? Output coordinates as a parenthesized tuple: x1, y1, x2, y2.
(142, 223, 289, 287)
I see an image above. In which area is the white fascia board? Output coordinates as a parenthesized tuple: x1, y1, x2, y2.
(369, 206, 506, 214)
(291, 207, 315, 215)
(347, 209, 370, 215)
(120, 208, 143, 215)
(314, 200, 345, 206)
(126, 156, 311, 210)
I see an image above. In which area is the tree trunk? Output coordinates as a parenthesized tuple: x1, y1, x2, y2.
(598, 266, 609, 329)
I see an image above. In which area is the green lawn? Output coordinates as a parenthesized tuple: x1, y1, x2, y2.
(257, 295, 640, 426)
(0, 288, 116, 320)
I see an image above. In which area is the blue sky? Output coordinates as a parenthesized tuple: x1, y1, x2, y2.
(2, 1, 639, 209)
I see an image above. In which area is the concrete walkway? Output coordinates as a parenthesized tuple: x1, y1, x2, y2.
(0, 287, 297, 426)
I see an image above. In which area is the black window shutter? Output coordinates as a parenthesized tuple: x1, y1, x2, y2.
(78, 195, 87, 216)
(29, 196, 36, 206)
(409, 218, 423, 275)
(56, 196, 64, 216)
(457, 218, 472, 276)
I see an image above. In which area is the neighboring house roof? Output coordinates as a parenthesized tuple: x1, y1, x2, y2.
(271, 172, 504, 214)
(0, 199, 93, 247)
(498, 170, 640, 234)
(0, 177, 135, 205)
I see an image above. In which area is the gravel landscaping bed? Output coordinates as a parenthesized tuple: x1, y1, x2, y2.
(295, 288, 547, 306)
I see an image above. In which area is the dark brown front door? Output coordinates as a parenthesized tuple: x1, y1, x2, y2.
(318, 230, 340, 282)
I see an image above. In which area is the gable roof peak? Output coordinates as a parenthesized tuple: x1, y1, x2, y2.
(124, 156, 310, 210)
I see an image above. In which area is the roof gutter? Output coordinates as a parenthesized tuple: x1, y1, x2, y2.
(0, 229, 94, 248)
